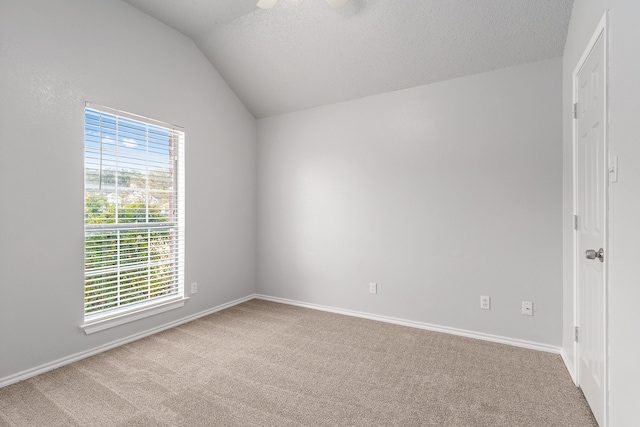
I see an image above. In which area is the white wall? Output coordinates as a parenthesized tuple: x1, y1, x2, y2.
(562, 1, 640, 425)
(257, 58, 563, 346)
(0, 0, 256, 381)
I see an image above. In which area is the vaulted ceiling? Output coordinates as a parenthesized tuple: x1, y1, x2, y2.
(124, 0, 573, 118)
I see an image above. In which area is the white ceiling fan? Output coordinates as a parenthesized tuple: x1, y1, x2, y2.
(257, 0, 348, 9)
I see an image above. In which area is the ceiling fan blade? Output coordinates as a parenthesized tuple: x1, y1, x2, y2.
(324, 0, 348, 8)
(257, 0, 279, 9)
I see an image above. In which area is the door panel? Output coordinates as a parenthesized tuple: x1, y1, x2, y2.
(576, 31, 606, 426)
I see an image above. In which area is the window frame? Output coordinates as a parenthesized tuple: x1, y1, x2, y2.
(81, 103, 186, 334)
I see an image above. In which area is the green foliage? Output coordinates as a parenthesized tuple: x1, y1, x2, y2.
(85, 193, 115, 224)
(84, 193, 176, 314)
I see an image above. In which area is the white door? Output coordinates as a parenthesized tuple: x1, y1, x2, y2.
(575, 29, 607, 427)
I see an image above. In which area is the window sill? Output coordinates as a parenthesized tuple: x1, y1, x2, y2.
(81, 296, 188, 335)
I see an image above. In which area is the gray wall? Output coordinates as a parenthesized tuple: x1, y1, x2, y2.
(257, 58, 563, 346)
(563, 1, 640, 424)
(0, 0, 257, 381)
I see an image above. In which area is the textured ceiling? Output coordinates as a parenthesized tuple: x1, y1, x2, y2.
(124, 0, 573, 118)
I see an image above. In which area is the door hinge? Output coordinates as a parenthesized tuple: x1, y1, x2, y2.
(573, 103, 578, 119)
(575, 326, 579, 343)
(574, 215, 579, 230)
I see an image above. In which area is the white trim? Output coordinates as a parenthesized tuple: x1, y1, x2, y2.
(561, 348, 577, 385)
(1, 293, 566, 389)
(572, 13, 609, 77)
(0, 294, 254, 388)
(81, 296, 189, 334)
(571, 10, 609, 427)
(255, 295, 561, 354)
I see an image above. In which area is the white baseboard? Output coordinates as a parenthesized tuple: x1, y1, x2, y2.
(1, 293, 563, 388)
(255, 294, 561, 355)
(561, 347, 578, 385)
(0, 294, 254, 388)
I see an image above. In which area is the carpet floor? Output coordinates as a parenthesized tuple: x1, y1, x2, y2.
(0, 299, 597, 426)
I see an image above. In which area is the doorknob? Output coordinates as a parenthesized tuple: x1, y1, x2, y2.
(585, 248, 604, 262)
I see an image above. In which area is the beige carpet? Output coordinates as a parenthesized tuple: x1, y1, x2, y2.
(0, 299, 596, 426)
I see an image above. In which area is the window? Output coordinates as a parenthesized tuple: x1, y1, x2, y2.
(82, 104, 185, 333)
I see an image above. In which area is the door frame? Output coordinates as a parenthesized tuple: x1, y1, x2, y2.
(572, 10, 609, 426)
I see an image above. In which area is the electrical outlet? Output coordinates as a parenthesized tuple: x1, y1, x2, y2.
(191, 282, 198, 294)
(522, 301, 533, 316)
(480, 296, 490, 310)
(369, 282, 377, 294)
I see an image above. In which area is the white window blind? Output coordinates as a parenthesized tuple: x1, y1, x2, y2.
(84, 104, 185, 321)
